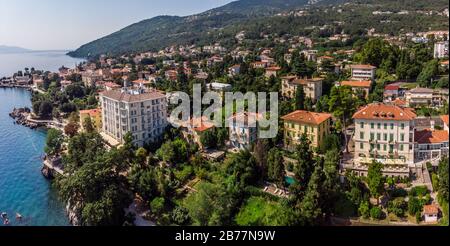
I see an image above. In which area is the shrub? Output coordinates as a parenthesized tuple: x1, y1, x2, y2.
(358, 201, 370, 219)
(387, 198, 407, 217)
(370, 206, 384, 220)
(408, 197, 423, 216)
(390, 188, 408, 198)
(150, 197, 165, 216)
(415, 212, 422, 224)
(409, 186, 429, 197)
(431, 173, 439, 191)
(171, 206, 190, 225)
(174, 165, 193, 183)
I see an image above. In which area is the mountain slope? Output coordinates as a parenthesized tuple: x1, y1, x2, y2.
(68, 0, 449, 58)
(68, 0, 316, 58)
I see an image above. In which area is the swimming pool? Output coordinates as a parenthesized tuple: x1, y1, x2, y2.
(285, 176, 295, 185)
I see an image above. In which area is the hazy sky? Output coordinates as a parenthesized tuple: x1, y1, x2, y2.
(0, 0, 234, 50)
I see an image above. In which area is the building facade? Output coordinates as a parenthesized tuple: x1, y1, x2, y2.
(340, 80, 371, 99)
(281, 76, 323, 102)
(228, 112, 262, 150)
(405, 87, 434, 108)
(351, 103, 417, 177)
(350, 64, 376, 81)
(414, 129, 449, 161)
(281, 110, 332, 151)
(100, 88, 167, 147)
(434, 41, 449, 59)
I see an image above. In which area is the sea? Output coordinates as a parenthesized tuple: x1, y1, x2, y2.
(0, 50, 84, 78)
(0, 87, 70, 226)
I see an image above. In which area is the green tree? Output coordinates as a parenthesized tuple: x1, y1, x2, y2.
(300, 165, 323, 225)
(150, 197, 165, 216)
(171, 206, 190, 225)
(367, 161, 385, 203)
(253, 139, 270, 182)
(82, 116, 95, 133)
(294, 85, 305, 110)
(438, 157, 449, 202)
(184, 181, 238, 226)
(408, 197, 423, 216)
(291, 134, 314, 199)
(39, 100, 53, 118)
(328, 85, 356, 153)
(322, 150, 340, 211)
(387, 197, 407, 217)
(417, 59, 439, 88)
(57, 131, 132, 225)
(45, 129, 64, 156)
(358, 201, 370, 219)
(370, 206, 384, 220)
(224, 150, 258, 187)
(200, 130, 217, 149)
(267, 148, 285, 186)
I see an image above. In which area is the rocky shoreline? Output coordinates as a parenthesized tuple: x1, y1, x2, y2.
(9, 107, 40, 129)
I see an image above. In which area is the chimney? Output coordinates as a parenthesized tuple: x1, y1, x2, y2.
(431, 120, 435, 131)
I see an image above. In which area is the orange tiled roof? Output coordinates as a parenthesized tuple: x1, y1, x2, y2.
(132, 79, 151, 84)
(423, 204, 439, 215)
(441, 115, 449, 126)
(292, 78, 323, 85)
(79, 108, 101, 116)
(188, 117, 215, 132)
(392, 98, 407, 107)
(353, 103, 417, 121)
(341, 80, 371, 88)
(415, 129, 449, 144)
(104, 82, 121, 88)
(282, 110, 332, 125)
(266, 66, 281, 71)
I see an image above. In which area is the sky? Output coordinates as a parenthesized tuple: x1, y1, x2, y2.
(0, 0, 234, 51)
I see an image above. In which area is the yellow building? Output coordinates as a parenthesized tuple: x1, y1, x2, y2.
(79, 108, 102, 131)
(282, 110, 332, 151)
(281, 76, 323, 102)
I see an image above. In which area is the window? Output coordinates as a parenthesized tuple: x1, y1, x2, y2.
(360, 132, 364, 140)
(377, 133, 381, 140)
(360, 122, 364, 128)
(371, 123, 374, 129)
(383, 144, 387, 151)
(370, 133, 375, 140)
(384, 123, 387, 129)
(360, 143, 364, 149)
(390, 123, 394, 129)
(384, 133, 387, 141)
(377, 123, 381, 129)
(401, 123, 405, 130)
(377, 144, 381, 150)
(389, 144, 394, 153)
(390, 134, 394, 142)
(400, 133, 405, 142)
(400, 144, 404, 151)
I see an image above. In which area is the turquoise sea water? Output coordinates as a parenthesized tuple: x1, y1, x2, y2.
(0, 88, 69, 226)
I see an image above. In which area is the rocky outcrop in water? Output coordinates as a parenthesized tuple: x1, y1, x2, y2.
(41, 165, 54, 179)
(9, 107, 39, 129)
